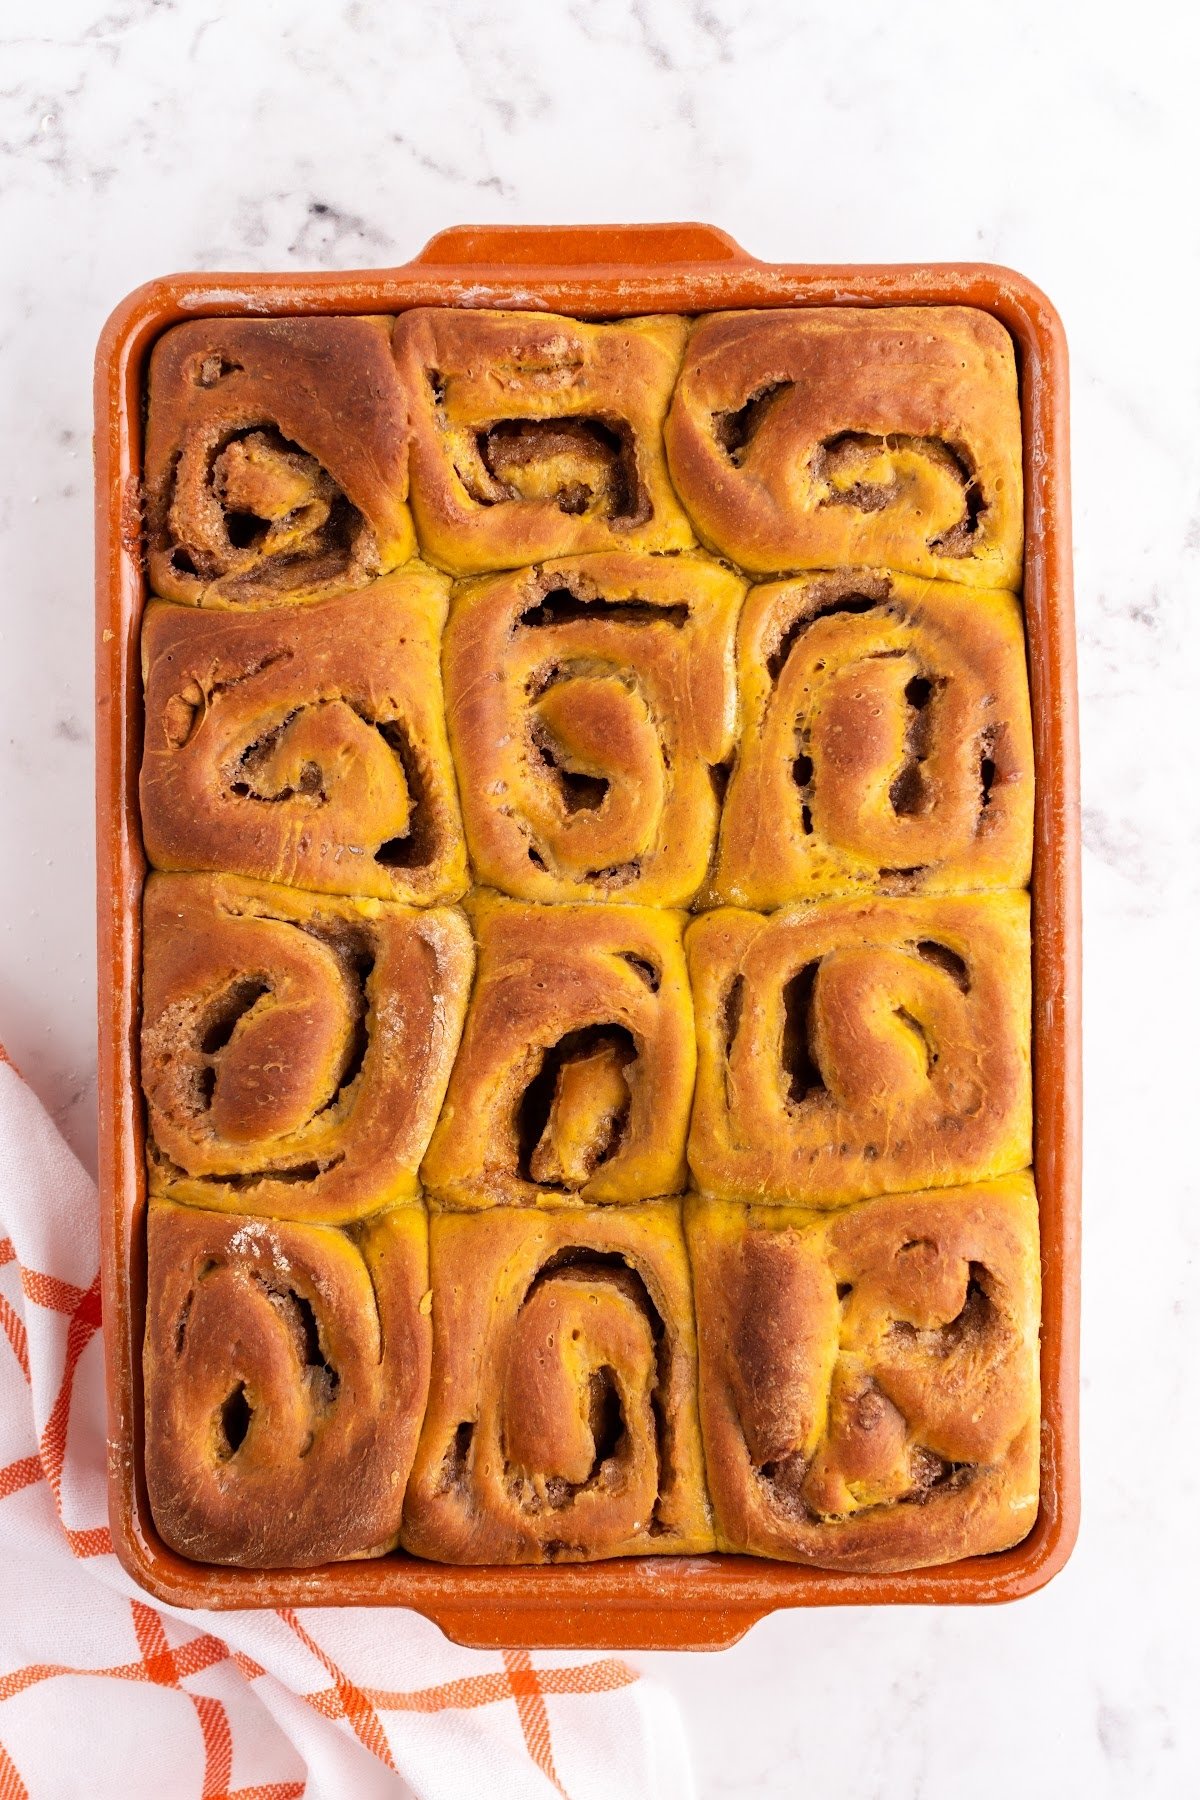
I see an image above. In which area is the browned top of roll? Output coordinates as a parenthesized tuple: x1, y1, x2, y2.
(401, 1202, 713, 1563)
(421, 893, 696, 1208)
(708, 568, 1034, 906)
(664, 308, 1022, 588)
(441, 551, 744, 906)
(140, 567, 468, 905)
(687, 893, 1031, 1207)
(141, 872, 473, 1222)
(145, 315, 414, 605)
(144, 1198, 430, 1567)
(685, 1175, 1040, 1570)
(393, 309, 695, 574)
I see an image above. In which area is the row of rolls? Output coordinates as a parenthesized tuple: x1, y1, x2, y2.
(147, 1177, 1040, 1572)
(141, 880, 1031, 1218)
(140, 552, 1035, 912)
(144, 303, 1023, 605)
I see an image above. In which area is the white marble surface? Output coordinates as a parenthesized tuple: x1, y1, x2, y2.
(2, 1, 1198, 1793)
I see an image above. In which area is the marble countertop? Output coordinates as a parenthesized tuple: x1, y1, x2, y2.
(2, 2, 1197, 1794)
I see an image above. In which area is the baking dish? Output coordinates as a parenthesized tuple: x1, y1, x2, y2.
(94, 221, 1080, 1649)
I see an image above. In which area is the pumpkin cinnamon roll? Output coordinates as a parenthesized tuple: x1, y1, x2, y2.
(685, 1175, 1041, 1570)
(708, 569, 1033, 906)
(421, 894, 695, 1207)
(401, 1203, 712, 1562)
(145, 316, 414, 606)
(144, 1199, 430, 1566)
(393, 309, 694, 573)
(442, 552, 744, 906)
(141, 874, 473, 1222)
(688, 893, 1030, 1207)
(665, 308, 1023, 589)
(140, 568, 468, 905)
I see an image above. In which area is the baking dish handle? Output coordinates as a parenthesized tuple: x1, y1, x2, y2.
(419, 1596, 772, 1653)
(410, 221, 755, 269)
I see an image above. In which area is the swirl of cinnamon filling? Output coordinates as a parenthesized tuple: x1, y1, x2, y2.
(401, 1203, 713, 1563)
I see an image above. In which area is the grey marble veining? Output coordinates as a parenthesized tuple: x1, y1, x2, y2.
(2, 1, 1198, 1793)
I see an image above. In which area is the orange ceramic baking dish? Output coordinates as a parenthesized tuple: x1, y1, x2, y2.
(94, 223, 1080, 1649)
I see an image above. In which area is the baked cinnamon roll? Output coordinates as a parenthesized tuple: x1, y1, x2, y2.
(708, 569, 1033, 906)
(140, 568, 468, 904)
(665, 308, 1023, 589)
(401, 1203, 713, 1562)
(688, 894, 1030, 1207)
(686, 1175, 1041, 1570)
(145, 316, 414, 606)
(141, 874, 473, 1222)
(441, 552, 744, 905)
(393, 309, 694, 573)
(144, 1199, 430, 1566)
(421, 894, 695, 1207)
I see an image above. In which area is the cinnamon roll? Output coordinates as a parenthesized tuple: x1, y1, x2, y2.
(685, 1175, 1041, 1570)
(687, 893, 1031, 1207)
(141, 874, 473, 1222)
(144, 1198, 430, 1566)
(145, 316, 414, 606)
(441, 552, 744, 906)
(140, 568, 468, 905)
(421, 894, 695, 1207)
(665, 308, 1023, 589)
(708, 569, 1034, 906)
(392, 309, 694, 574)
(401, 1203, 713, 1562)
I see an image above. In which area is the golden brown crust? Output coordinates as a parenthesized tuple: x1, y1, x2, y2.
(140, 569, 468, 904)
(665, 308, 1023, 588)
(708, 570, 1033, 906)
(685, 1176, 1040, 1570)
(145, 316, 414, 605)
(135, 299, 1039, 1577)
(442, 552, 744, 906)
(144, 1199, 430, 1567)
(141, 873, 473, 1222)
(401, 1203, 713, 1562)
(393, 309, 695, 573)
(421, 893, 696, 1207)
(687, 893, 1031, 1206)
